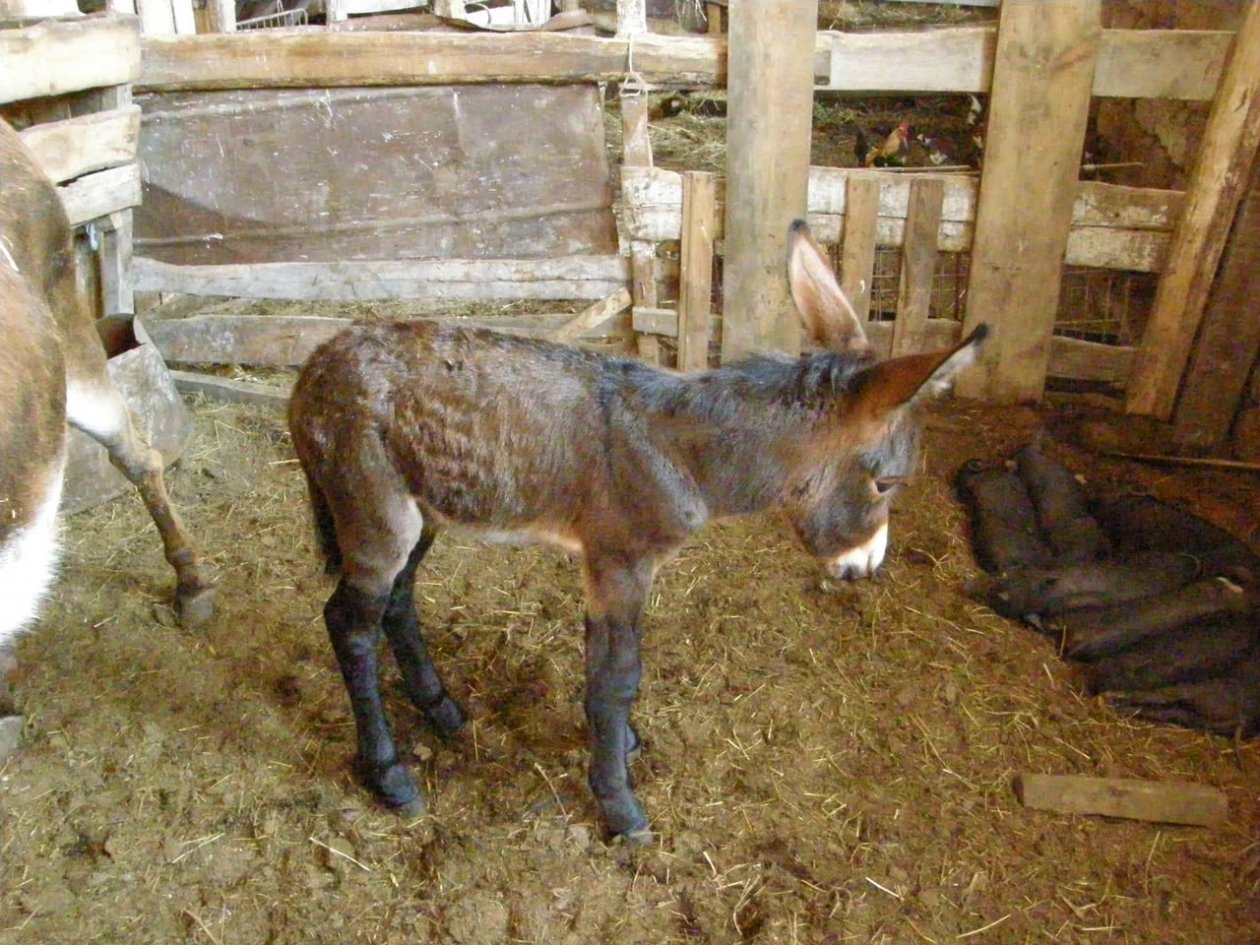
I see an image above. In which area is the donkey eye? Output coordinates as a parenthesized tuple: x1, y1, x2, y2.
(873, 475, 909, 496)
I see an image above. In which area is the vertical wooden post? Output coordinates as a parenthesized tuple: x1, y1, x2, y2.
(623, 95, 660, 364)
(957, 0, 1101, 403)
(677, 171, 717, 371)
(839, 176, 881, 324)
(1126, 2, 1260, 419)
(891, 177, 944, 357)
(98, 210, 135, 315)
(720, 0, 819, 362)
(616, 0, 645, 35)
(1171, 180, 1260, 451)
(207, 0, 235, 32)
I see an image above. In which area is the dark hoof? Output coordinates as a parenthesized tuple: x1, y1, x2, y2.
(600, 794, 649, 841)
(614, 827, 654, 847)
(176, 583, 217, 629)
(363, 759, 424, 814)
(425, 694, 468, 739)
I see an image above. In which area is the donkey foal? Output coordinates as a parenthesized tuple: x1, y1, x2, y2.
(288, 220, 986, 841)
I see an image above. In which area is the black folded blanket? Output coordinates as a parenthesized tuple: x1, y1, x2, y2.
(956, 436, 1260, 739)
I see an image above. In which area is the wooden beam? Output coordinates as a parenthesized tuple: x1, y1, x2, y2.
(18, 106, 142, 185)
(131, 26, 1230, 100)
(891, 177, 944, 357)
(621, 166, 1178, 273)
(821, 27, 1229, 100)
(957, 1, 1102, 403)
(98, 210, 136, 316)
(720, 0, 818, 361)
(0, 14, 141, 106)
(137, 31, 727, 92)
(1014, 773, 1228, 827)
(60, 163, 142, 227)
(550, 288, 633, 344)
(170, 370, 291, 408)
(839, 177, 881, 323)
(677, 171, 717, 371)
(1172, 183, 1260, 450)
(148, 311, 633, 366)
(1126, 3, 1260, 419)
(132, 255, 630, 301)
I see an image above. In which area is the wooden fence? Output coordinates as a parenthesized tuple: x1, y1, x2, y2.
(4, 5, 1257, 430)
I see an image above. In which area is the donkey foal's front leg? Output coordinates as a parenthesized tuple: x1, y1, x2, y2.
(325, 579, 424, 814)
(583, 561, 652, 842)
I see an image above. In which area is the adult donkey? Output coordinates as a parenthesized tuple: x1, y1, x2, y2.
(0, 117, 214, 647)
(289, 220, 986, 842)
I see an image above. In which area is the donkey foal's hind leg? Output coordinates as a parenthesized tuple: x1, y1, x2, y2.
(326, 577, 426, 814)
(382, 527, 468, 738)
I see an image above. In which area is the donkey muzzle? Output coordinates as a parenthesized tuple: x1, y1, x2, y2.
(826, 522, 888, 581)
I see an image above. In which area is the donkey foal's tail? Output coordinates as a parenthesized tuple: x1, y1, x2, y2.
(305, 476, 343, 576)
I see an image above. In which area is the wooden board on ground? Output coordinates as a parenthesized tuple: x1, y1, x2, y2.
(1015, 773, 1228, 827)
(134, 85, 616, 267)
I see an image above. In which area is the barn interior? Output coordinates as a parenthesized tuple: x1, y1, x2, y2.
(1, 2, 1258, 943)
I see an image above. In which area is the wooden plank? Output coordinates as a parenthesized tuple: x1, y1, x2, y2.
(132, 255, 631, 301)
(0, 14, 142, 105)
(550, 288, 633, 344)
(839, 177, 881, 323)
(622, 166, 1177, 272)
(630, 244, 664, 365)
(148, 315, 350, 366)
(1173, 184, 1260, 450)
(135, 86, 616, 266)
(170, 370, 292, 408)
(1127, 4, 1260, 419)
(824, 27, 1228, 100)
(632, 305, 678, 336)
(137, 30, 727, 91)
(620, 89, 653, 168)
(957, 1, 1102, 403)
(629, 310, 1133, 384)
(149, 311, 634, 366)
(1014, 773, 1228, 827)
(99, 210, 136, 315)
(1094, 29, 1233, 101)
(721, 0, 818, 362)
(60, 163, 143, 226)
(131, 27, 1230, 101)
(891, 177, 944, 357)
(17, 106, 142, 185)
(206, 0, 235, 32)
(677, 171, 717, 371)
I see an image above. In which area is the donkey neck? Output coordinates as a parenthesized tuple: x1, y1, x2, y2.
(640, 350, 871, 518)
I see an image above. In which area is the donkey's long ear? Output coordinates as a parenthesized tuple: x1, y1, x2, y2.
(855, 324, 988, 417)
(786, 219, 871, 354)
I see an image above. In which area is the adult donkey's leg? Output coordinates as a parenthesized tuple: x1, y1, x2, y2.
(63, 320, 215, 627)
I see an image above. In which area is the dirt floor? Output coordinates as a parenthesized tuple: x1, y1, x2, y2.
(1, 385, 1257, 945)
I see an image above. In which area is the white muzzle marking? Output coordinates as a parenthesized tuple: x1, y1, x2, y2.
(827, 521, 888, 581)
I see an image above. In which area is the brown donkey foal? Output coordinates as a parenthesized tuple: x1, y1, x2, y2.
(288, 220, 986, 842)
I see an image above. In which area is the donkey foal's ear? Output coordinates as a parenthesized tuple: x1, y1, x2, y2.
(786, 220, 871, 355)
(857, 323, 988, 416)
